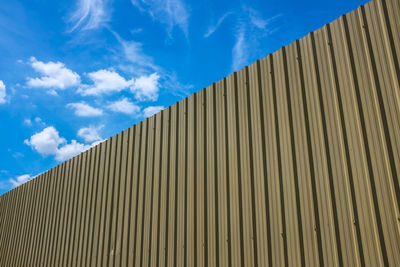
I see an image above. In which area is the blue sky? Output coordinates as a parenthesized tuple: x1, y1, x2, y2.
(0, 0, 368, 194)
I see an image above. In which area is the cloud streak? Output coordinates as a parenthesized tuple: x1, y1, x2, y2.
(204, 11, 233, 38)
(0, 80, 6, 104)
(69, 0, 111, 31)
(131, 0, 189, 37)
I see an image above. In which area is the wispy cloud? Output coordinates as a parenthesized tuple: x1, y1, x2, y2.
(246, 8, 282, 32)
(232, 24, 248, 71)
(111, 30, 192, 98)
(204, 11, 233, 38)
(67, 102, 103, 117)
(131, 0, 189, 37)
(68, 0, 111, 32)
(0, 80, 6, 104)
(231, 9, 282, 71)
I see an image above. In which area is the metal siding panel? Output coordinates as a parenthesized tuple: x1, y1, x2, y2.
(121, 128, 134, 267)
(186, 95, 196, 267)
(141, 117, 155, 267)
(176, 100, 186, 267)
(127, 124, 141, 266)
(215, 79, 229, 267)
(108, 133, 123, 266)
(149, 112, 162, 267)
(115, 130, 129, 266)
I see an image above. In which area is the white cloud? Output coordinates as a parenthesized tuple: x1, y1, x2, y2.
(0, 80, 6, 103)
(10, 174, 33, 188)
(24, 126, 66, 156)
(25, 126, 97, 162)
(131, 0, 189, 36)
(131, 73, 160, 101)
(67, 102, 103, 117)
(78, 69, 133, 96)
(55, 140, 91, 161)
(107, 97, 140, 115)
(232, 25, 248, 71)
(143, 105, 164, 117)
(69, 0, 111, 31)
(204, 11, 233, 38)
(77, 125, 103, 142)
(27, 57, 81, 90)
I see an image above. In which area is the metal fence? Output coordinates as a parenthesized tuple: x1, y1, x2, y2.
(1, 0, 400, 265)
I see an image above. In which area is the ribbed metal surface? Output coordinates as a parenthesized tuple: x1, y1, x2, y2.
(1, 0, 400, 265)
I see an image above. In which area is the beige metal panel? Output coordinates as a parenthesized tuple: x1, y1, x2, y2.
(121, 127, 134, 267)
(127, 123, 142, 266)
(81, 148, 94, 266)
(346, 8, 394, 266)
(141, 117, 155, 267)
(27, 173, 45, 266)
(49, 163, 66, 266)
(248, 60, 270, 267)
(176, 100, 186, 267)
(87, 144, 102, 266)
(300, 33, 340, 267)
(185, 95, 195, 267)
(115, 129, 129, 266)
(76, 150, 91, 266)
(108, 133, 123, 266)
(337, 13, 383, 266)
(195, 89, 206, 267)
(39, 168, 56, 266)
(156, 109, 169, 267)
(317, 25, 361, 266)
(215, 79, 230, 267)
(72, 152, 87, 265)
(204, 84, 216, 267)
(66, 154, 83, 266)
(363, 1, 400, 262)
(166, 104, 177, 267)
(260, 55, 287, 266)
(225, 73, 243, 266)
(102, 136, 117, 266)
(96, 139, 111, 266)
(149, 112, 162, 267)
(237, 67, 258, 267)
(55, 160, 71, 266)
(275, 47, 304, 267)
(133, 120, 148, 266)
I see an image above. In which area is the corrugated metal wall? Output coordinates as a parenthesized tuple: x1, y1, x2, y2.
(1, 0, 400, 265)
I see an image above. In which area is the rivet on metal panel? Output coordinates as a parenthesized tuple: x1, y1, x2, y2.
(353, 220, 357, 225)
(314, 225, 317, 231)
